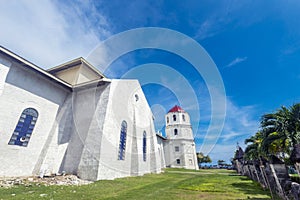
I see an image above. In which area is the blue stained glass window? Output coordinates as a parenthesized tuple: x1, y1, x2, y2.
(118, 120, 127, 160)
(8, 108, 38, 147)
(143, 131, 147, 161)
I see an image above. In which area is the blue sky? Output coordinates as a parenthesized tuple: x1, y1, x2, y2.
(1, 0, 300, 164)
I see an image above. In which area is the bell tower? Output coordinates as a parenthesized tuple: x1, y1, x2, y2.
(164, 105, 199, 170)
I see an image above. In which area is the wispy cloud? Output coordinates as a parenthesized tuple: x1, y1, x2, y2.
(220, 98, 258, 141)
(0, 0, 111, 68)
(225, 57, 248, 68)
(193, 1, 276, 40)
(196, 95, 259, 163)
(193, 2, 237, 40)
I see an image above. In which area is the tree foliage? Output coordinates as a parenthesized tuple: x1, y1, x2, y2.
(197, 152, 212, 166)
(217, 159, 226, 166)
(243, 103, 300, 163)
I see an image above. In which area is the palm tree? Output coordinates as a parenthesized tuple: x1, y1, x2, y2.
(258, 103, 300, 161)
(241, 103, 300, 196)
(260, 106, 292, 160)
(287, 104, 300, 148)
(244, 131, 264, 160)
(243, 103, 300, 163)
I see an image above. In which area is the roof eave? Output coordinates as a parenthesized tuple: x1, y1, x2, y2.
(0, 46, 72, 90)
(47, 57, 106, 79)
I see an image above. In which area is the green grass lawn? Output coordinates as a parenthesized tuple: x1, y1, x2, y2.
(0, 169, 278, 200)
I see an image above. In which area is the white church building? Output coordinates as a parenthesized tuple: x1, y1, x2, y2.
(0, 46, 198, 181)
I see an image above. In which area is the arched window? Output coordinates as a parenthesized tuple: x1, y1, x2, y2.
(118, 120, 127, 160)
(134, 94, 139, 102)
(174, 129, 178, 135)
(8, 108, 38, 147)
(182, 114, 185, 121)
(143, 131, 146, 161)
(166, 117, 169, 123)
(173, 114, 176, 121)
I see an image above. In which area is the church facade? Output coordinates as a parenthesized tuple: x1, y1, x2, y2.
(0, 46, 198, 181)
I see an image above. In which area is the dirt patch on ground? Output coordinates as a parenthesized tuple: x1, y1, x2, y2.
(0, 175, 92, 188)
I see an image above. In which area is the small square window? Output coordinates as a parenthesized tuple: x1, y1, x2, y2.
(175, 146, 179, 152)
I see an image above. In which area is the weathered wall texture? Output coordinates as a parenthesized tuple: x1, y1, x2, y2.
(96, 80, 162, 180)
(0, 55, 69, 177)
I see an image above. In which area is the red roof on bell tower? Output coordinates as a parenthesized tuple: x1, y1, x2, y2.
(168, 105, 185, 113)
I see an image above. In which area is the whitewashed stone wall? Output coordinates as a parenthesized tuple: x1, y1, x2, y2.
(0, 57, 69, 177)
(75, 82, 111, 180)
(156, 136, 166, 169)
(34, 94, 73, 176)
(97, 80, 162, 180)
(164, 110, 199, 170)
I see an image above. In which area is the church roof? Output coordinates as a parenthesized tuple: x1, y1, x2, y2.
(0, 46, 72, 90)
(168, 105, 185, 113)
(47, 57, 106, 86)
(0, 46, 109, 89)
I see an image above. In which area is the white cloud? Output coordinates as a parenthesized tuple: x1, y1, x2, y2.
(0, 0, 111, 68)
(199, 101, 258, 140)
(220, 131, 242, 141)
(194, 1, 276, 40)
(225, 57, 248, 68)
(195, 19, 219, 40)
(219, 98, 258, 141)
(196, 95, 259, 163)
(194, 2, 238, 40)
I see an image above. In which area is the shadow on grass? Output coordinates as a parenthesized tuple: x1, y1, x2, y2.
(231, 177, 279, 200)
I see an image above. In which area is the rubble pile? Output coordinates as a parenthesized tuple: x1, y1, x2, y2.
(0, 175, 92, 188)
